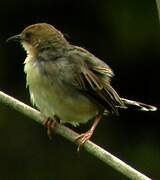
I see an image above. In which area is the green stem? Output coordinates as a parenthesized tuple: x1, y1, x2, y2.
(156, 0, 160, 22)
(0, 90, 151, 180)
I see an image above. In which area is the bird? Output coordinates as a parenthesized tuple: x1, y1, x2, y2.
(7, 23, 157, 150)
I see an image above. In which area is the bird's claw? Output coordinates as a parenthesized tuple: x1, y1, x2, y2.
(43, 117, 57, 140)
(75, 130, 93, 152)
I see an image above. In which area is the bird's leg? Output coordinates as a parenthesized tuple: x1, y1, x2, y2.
(76, 114, 102, 151)
(43, 116, 59, 140)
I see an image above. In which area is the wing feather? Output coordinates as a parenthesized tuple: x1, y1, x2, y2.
(69, 47, 125, 114)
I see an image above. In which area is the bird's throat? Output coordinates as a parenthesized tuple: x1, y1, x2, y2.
(22, 42, 36, 64)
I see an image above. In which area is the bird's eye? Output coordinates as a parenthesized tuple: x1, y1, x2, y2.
(25, 32, 32, 39)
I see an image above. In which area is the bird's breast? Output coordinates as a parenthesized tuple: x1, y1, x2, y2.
(24, 59, 98, 125)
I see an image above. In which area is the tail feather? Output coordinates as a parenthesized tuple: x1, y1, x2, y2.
(120, 98, 157, 111)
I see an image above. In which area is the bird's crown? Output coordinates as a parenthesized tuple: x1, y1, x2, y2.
(20, 23, 68, 49)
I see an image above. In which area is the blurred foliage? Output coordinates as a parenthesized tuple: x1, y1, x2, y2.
(0, 0, 160, 179)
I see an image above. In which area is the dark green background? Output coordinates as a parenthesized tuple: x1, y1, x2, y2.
(0, 0, 160, 179)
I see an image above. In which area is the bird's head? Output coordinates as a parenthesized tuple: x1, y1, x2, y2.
(7, 23, 68, 53)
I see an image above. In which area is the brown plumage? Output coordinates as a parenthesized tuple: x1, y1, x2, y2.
(7, 23, 157, 149)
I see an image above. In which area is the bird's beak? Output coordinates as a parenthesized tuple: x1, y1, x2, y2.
(6, 34, 21, 43)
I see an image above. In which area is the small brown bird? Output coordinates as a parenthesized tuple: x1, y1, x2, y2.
(7, 23, 157, 149)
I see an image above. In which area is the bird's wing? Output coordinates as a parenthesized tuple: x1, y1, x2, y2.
(69, 46, 125, 114)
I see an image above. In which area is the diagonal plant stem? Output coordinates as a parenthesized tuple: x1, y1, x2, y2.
(0, 90, 151, 180)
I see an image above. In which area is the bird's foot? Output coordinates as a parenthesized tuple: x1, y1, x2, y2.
(75, 130, 93, 152)
(43, 116, 58, 140)
(75, 114, 102, 152)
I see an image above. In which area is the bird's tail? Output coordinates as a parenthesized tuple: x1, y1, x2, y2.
(120, 98, 157, 111)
